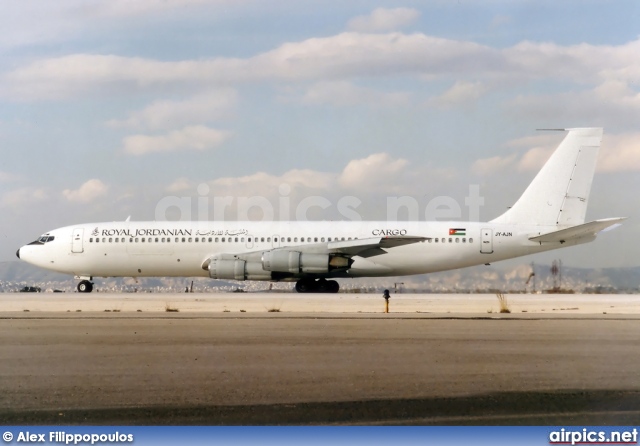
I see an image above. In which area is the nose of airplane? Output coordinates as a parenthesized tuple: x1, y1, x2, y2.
(16, 248, 20, 259)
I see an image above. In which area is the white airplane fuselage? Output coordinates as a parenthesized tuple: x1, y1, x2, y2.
(18, 220, 582, 279)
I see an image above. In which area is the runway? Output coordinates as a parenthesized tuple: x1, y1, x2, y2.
(1, 293, 639, 425)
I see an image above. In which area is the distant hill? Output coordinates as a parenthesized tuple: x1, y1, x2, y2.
(1, 260, 639, 293)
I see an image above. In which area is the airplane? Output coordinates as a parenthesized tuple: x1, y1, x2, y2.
(16, 127, 624, 293)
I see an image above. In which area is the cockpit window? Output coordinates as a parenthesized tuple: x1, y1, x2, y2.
(32, 235, 55, 245)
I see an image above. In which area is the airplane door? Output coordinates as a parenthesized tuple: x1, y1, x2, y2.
(480, 228, 493, 254)
(72, 228, 84, 253)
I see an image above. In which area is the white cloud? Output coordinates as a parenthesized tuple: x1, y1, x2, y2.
(0, 171, 22, 183)
(122, 125, 231, 155)
(471, 154, 517, 175)
(0, 0, 242, 50)
(599, 133, 640, 172)
(510, 80, 640, 129)
(166, 177, 194, 193)
(7, 34, 640, 101)
(338, 153, 409, 192)
(62, 179, 109, 203)
(81, 0, 218, 19)
(430, 81, 487, 108)
(211, 169, 334, 194)
(1, 187, 47, 207)
(107, 89, 237, 130)
(293, 81, 410, 107)
(472, 131, 640, 174)
(347, 8, 421, 33)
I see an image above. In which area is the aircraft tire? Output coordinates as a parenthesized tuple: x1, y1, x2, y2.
(326, 280, 339, 293)
(77, 280, 93, 293)
(295, 279, 315, 293)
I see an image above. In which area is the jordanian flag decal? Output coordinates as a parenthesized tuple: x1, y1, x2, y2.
(449, 228, 466, 236)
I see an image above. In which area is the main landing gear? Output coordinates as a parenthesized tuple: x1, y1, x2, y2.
(77, 280, 94, 293)
(295, 278, 339, 293)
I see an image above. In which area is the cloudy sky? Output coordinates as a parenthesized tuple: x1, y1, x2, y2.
(1, 0, 638, 268)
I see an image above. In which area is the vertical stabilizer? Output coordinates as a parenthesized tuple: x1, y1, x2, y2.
(491, 128, 602, 227)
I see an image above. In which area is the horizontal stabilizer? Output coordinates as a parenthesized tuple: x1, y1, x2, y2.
(529, 218, 626, 243)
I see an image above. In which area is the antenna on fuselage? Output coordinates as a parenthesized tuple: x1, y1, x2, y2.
(125, 216, 131, 222)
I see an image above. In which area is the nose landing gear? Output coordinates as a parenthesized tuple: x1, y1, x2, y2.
(77, 280, 94, 293)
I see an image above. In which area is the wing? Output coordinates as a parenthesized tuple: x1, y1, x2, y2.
(327, 236, 429, 257)
(201, 235, 429, 276)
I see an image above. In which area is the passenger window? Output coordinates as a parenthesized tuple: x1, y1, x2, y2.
(428, 239, 432, 243)
(89, 238, 93, 242)
(195, 237, 199, 242)
(188, 237, 192, 242)
(267, 237, 271, 242)
(321, 237, 325, 242)
(435, 238, 439, 243)
(96, 238, 100, 243)
(469, 238, 473, 243)
(241, 237, 245, 242)
(102, 238, 106, 243)
(274, 237, 278, 242)
(261, 237, 265, 242)
(456, 238, 460, 243)
(142, 238, 146, 242)
(449, 238, 452, 243)
(109, 238, 113, 243)
(462, 238, 466, 243)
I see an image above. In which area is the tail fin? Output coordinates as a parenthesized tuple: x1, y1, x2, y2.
(491, 128, 602, 227)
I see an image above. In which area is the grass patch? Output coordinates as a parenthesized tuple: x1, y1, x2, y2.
(165, 303, 179, 312)
(496, 293, 511, 314)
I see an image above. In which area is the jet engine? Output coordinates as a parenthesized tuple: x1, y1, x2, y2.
(207, 258, 271, 281)
(261, 250, 350, 274)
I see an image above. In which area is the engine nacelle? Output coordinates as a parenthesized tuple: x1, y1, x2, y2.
(261, 251, 350, 274)
(208, 258, 271, 280)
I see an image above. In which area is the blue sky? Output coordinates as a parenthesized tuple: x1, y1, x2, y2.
(1, 0, 639, 268)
